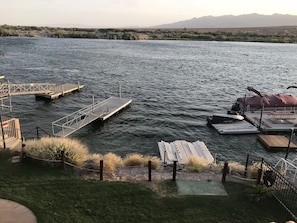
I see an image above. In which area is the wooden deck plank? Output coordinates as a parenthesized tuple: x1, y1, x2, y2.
(258, 134, 297, 150)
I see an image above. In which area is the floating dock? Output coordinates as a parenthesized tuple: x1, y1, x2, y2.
(245, 111, 297, 132)
(52, 96, 132, 137)
(211, 120, 260, 135)
(258, 134, 297, 150)
(158, 140, 214, 165)
(35, 83, 84, 100)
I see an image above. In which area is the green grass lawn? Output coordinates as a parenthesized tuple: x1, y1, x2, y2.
(0, 151, 292, 223)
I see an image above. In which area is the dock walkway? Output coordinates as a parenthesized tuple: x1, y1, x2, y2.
(52, 96, 132, 137)
(35, 83, 84, 100)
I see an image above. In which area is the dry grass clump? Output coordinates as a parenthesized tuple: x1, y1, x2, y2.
(123, 153, 161, 170)
(247, 162, 264, 179)
(83, 153, 103, 169)
(186, 156, 210, 172)
(25, 137, 89, 165)
(211, 161, 245, 175)
(123, 153, 144, 167)
(142, 155, 161, 170)
(227, 161, 245, 175)
(103, 152, 123, 173)
(83, 153, 123, 173)
(24, 137, 162, 174)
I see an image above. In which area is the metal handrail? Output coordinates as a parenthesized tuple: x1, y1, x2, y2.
(0, 83, 56, 97)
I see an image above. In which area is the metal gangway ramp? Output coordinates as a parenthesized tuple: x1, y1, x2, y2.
(0, 82, 56, 111)
(52, 96, 132, 137)
(0, 83, 56, 96)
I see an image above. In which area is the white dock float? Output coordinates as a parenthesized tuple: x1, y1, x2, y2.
(158, 140, 214, 165)
(52, 96, 132, 137)
(35, 83, 84, 100)
(211, 120, 260, 135)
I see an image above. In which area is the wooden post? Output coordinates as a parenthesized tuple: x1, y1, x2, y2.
(148, 160, 152, 181)
(0, 114, 6, 149)
(285, 128, 294, 160)
(100, 160, 103, 181)
(256, 168, 262, 185)
(256, 158, 264, 185)
(21, 137, 25, 162)
(36, 127, 40, 139)
(172, 161, 177, 181)
(244, 154, 249, 177)
(221, 162, 229, 183)
(61, 151, 65, 170)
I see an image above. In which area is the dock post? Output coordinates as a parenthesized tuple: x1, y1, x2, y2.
(148, 160, 152, 181)
(119, 84, 122, 98)
(172, 161, 177, 181)
(100, 160, 103, 181)
(36, 127, 40, 139)
(258, 103, 264, 130)
(61, 84, 64, 96)
(285, 128, 294, 160)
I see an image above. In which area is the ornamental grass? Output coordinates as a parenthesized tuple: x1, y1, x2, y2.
(186, 156, 209, 172)
(25, 137, 89, 165)
(123, 153, 161, 169)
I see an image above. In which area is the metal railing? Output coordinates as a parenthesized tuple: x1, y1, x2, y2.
(262, 160, 297, 220)
(52, 101, 109, 137)
(0, 83, 56, 97)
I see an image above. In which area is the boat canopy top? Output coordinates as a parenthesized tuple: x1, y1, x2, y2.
(236, 93, 297, 110)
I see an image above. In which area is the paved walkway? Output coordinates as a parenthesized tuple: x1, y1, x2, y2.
(0, 199, 37, 223)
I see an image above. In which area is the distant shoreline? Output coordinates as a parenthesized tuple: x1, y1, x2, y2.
(1, 25, 297, 43)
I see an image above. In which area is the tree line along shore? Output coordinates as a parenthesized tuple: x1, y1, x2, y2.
(1, 24, 297, 43)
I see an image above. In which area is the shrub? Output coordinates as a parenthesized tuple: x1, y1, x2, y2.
(83, 153, 103, 169)
(142, 155, 161, 170)
(123, 153, 144, 167)
(186, 156, 209, 172)
(228, 161, 245, 175)
(245, 185, 274, 202)
(25, 137, 89, 165)
(103, 153, 123, 173)
(247, 162, 265, 179)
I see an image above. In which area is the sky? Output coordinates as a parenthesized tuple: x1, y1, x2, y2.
(1, 0, 297, 28)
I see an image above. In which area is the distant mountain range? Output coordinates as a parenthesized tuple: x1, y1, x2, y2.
(154, 13, 297, 28)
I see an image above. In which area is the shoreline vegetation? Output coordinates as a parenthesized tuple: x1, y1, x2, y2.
(1, 24, 297, 43)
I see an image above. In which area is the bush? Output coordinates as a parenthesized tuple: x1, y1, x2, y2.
(142, 155, 161, 170)
(25, 137, 89, 165)
(247, 162, 265, 179)
(186, 156, 209, 172)
(245, 185, 274, 202)
(103, 153, 123, 173)
(123, 153, 144, 166)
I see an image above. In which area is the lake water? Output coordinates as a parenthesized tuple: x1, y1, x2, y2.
(1, 37, 297, 164)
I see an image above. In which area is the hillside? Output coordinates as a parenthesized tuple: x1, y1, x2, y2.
(154, 13, 297, 28)
(1, 25, 297, 43)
